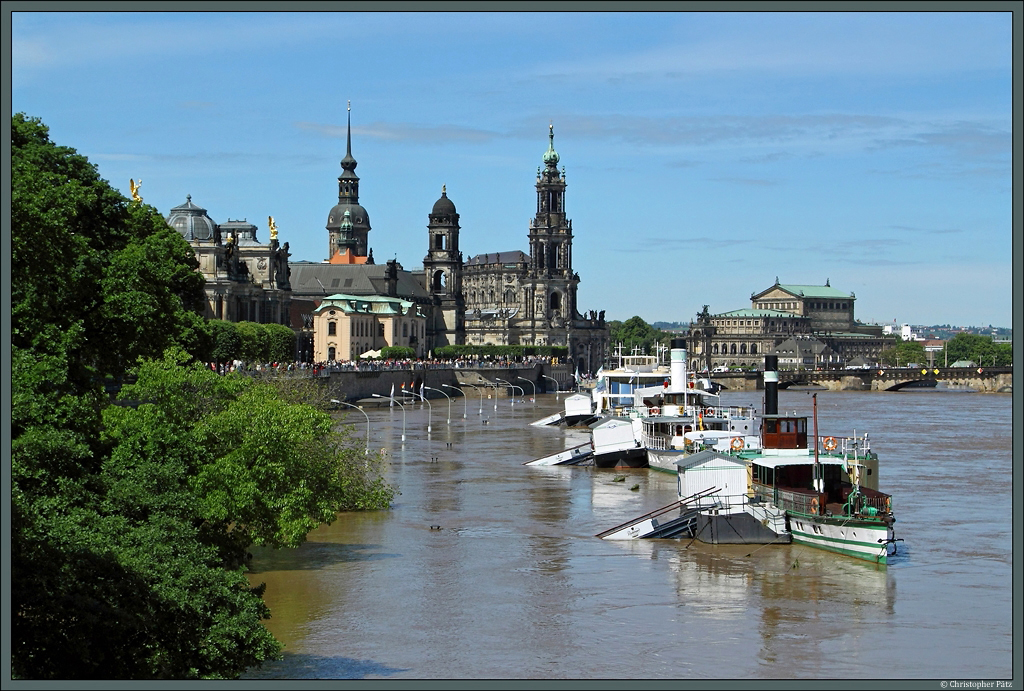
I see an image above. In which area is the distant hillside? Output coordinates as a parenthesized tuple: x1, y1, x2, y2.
(651, 321, 686, 331)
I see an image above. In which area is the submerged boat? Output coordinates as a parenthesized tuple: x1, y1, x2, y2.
(600, 355, 900, 565)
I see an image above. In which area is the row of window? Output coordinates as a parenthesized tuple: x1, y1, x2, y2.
(324, 320, 422, 339)
(711, 343, 759, 355)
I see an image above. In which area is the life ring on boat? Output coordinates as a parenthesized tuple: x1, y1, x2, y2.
(705, 407, 716, 417)
(649, 407, 660, 415)
(810, 497, 820, 514)
(823, 436, 838, 451)
(730, 437, 744, 451)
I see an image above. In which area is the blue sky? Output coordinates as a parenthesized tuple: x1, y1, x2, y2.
(10, 10, 1014, 328)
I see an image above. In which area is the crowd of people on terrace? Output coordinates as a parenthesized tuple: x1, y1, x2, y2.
(208, 355, 564, 376)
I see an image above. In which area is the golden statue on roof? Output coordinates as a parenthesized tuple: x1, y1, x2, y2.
(268, 216, 278, 240)
(129, 178, 142, 203)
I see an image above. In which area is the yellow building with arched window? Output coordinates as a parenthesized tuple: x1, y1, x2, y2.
(312, 293, 427, 362)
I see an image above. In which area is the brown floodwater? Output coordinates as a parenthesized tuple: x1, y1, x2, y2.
(243, 388, 1014, 680)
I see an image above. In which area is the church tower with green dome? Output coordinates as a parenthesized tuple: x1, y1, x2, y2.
(525, 124, 579, 335)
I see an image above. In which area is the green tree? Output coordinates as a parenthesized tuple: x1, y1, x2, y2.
(11, 114, 394, 679)
(380, 346, 416, 359)
(234, 321, 270, 363)
(942, 332, 999, 366)
(265, 322, 297, 362)
(878, 338, 927, 367)
(209, 319, 241, 364)
(608, 316, 672, 357)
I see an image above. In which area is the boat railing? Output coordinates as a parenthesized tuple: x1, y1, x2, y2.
(595, 487, 721, 539)
(694, 405, 756, 419)
(643, 433, 670, 451)
(842, 486, 892, 515)
(752, 482, 822, 515)
(812, 434, 872, 458)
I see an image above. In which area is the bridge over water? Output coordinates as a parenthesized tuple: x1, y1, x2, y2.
(711, 366, 1013, 393)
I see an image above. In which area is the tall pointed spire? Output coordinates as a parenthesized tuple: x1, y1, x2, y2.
(341, 100, 357, 174)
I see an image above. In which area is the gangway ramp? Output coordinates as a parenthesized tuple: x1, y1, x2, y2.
(523, 441, 594, 466)
(596, 488, 721, 540)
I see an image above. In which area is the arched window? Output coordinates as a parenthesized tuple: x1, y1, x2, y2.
(403, 323, 408, 338)
(712, 344, 719, 354)
(740, 344, 747, 354)
(730, 344, 737, 354)
(750, 343, 758, 355)
(504, 288, 515, 304)
(328, 321, 337, 336)
(434, 234, 444, 250)
(550, 292, 561, 312)
(328, 347, 336, 360)
(432, 270, 446, 292)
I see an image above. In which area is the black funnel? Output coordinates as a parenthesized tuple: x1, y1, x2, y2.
(764, 355, 779, 415)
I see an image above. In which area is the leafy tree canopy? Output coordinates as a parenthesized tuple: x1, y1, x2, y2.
(608, 316, 674, 358)
(11, 114, 392, 679)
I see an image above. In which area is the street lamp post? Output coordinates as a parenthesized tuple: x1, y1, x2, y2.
(423, 386, 451, 424)
(496, 378, 514, 407)
(541, 374, 560, 399)
(330, 399, 370, 454)
(417, 390, 433, 433)
(442, 383, 468, 419)
(372, 394, 406, 442)
(516, 376, 536, 402)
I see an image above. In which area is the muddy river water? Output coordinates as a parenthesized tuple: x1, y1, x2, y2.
(243, 388, 1013, 680)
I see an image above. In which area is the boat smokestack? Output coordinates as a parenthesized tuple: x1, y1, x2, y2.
(764, 355, 779, 415)
(671, 338, 687, 390)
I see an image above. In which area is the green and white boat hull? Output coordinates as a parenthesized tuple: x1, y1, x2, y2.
(787, 511, 895, 564)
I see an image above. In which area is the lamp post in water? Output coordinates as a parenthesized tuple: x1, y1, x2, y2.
(496, 378, 515, 407)
(424, 386, 451, 425)
(541, 374, 560, 400)
(372, 394, 406, 442)
(330, 399, 370, 455)
(442, 383, 468, 419)
(416, 389, 433, 433)
(516, 376, 536, 402)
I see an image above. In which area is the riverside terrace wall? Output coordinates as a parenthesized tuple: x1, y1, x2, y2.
(322, 364, 572, 402)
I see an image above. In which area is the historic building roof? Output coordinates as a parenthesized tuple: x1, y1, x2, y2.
(753, 280, 853, 300)
(289, 262, 430, 300)
(431, 187, 457, 216)
(167, 195, 217, 241)
(465, 250, 530, 266)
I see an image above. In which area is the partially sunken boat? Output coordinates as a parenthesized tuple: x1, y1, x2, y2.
(599, 356, 900, 565)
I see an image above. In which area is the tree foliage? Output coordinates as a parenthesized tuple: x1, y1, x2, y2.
(11, 114, 393, 679)
(942, 333, 1010, 366)
(878, 338, 927, 367)
(607, 316, 674, 357)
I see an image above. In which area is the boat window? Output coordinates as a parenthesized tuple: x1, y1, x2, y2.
(797, 419, 806, 433)
(764, 420, 777, 434)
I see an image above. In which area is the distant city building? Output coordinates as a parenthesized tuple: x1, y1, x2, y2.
(882, 323, 926, 341)
(167, 196, 292, 325)
(771, 336, 840, 370)
(312, 293, 427, 362)
(688, 279, 890, 370)
(288, 113, 609, 371)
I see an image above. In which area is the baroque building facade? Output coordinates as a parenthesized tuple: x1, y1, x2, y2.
(167, 196, 292, 326)
(688, 280, 889, 370)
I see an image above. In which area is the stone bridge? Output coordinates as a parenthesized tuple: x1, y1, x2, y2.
(711, 366, 1013, 393)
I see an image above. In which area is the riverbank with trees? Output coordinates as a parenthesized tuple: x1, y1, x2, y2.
(11, 113, 394, 679)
